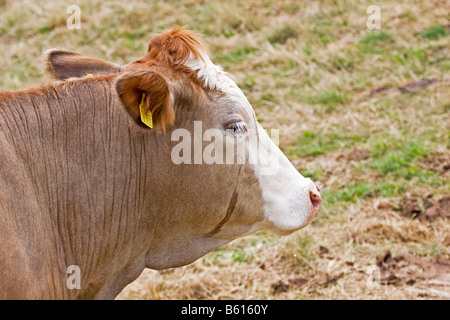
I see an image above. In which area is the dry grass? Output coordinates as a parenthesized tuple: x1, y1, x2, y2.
(1, 0, 449, 299)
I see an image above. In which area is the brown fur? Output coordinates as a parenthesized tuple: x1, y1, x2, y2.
(0, 69, 265, 299)
(146, 26, 205, 65)
(44, 49, 122, 80)
(43, 27, 208, 133)
(116, 70, 174, 132)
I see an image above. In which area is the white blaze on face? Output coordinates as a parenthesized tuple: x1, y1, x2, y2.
(252, 125, 320, 234)
(180, 50, 321, 234)
(181, 52, 245, 97)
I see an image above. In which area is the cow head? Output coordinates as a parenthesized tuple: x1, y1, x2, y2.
(44, 27, 321, 269)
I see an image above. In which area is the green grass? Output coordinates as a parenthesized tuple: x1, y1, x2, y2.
(324, 180, 406, 205)
(311, 26, 336, 46)
(358, 30, 394, 54)
(369, 139, 428, 177)
(299, 169, 323, 181)
(215, 46, 255, 63)
(331, 53, 355, 71)
(268, 26, 298, 45)
(292, 87, 349, 114)
(232, 250, 253, 263)
(288, 130, 365, 158)
(418, 24, 449, 40)
(412, 244, 444, 257)
(310, 90, 348, 106)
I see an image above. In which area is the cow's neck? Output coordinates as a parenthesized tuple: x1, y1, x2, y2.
(0, 79, 157, 299)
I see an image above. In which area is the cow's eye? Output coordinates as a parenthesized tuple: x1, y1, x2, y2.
(226, 121, 248, 134)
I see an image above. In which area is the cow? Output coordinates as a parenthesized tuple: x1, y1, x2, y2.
(0, 27, 321, 299)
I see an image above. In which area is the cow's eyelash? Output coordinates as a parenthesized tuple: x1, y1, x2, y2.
(226, 121, 247, 134)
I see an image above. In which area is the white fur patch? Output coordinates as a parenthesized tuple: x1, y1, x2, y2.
(252, 124, 318, 233)
(180, 51, 244, 97)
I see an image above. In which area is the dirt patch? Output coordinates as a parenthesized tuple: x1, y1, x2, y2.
(369, 86, 390, 97)
(376, 251, 412, 285)
(187, 281, 219, 299)
(397, 195, 450, 221)
(398, 79, 439, 94)
(369, 79, 442, 97)
(421, 196, 450, 220)
(419, 153, 450, 174)
(271, 273, 343, 294)
(345, 148, 370, 161)
(318, 245, 330, 257)
(271, 278, 308, 294)
(376, 250, 450, 297)
(398, 195, 432, 219)
(336, 148, 371, 161)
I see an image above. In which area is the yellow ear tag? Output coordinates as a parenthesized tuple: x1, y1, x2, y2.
(84, 73, 94, 78)
(139, 93, 153, 128)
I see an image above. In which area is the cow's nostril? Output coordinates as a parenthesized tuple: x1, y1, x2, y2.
(309, 190, 322, 211)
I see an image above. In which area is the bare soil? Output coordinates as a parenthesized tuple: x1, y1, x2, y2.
(376, 251, 450, 298)
(399, 195, 450, 221)
(419, 153, 450, 174)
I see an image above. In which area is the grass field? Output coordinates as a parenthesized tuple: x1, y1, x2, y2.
(1, 0, 449, 299)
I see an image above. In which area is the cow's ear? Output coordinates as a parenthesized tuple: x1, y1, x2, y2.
(44, 49, 122, 80)
(115, 71, 175, 132)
